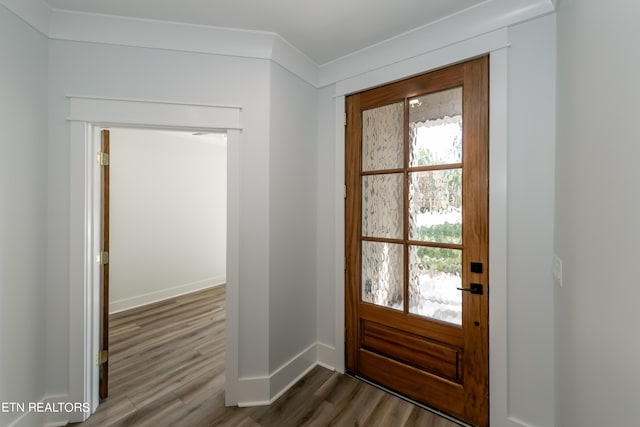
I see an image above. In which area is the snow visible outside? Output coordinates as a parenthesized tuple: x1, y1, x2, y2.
(411, 117, 462, 165)
(409, 120, 463, 325)
(410, 208, 463, 326)
(410, 272, 462, 325)
(364, 120, 465, 325)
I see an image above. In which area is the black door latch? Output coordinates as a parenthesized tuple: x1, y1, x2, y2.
(457, 283, 483, 295)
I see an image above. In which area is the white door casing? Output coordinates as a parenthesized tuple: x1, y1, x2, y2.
(66, 95, 242, 420)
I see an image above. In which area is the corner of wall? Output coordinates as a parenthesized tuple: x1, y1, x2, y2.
(316, 342, 338, 371)
(236, 343, 335, 407)
(270, 35, 320, 87)
(0, 0, 51, 36)
(268, 344, 318, 402)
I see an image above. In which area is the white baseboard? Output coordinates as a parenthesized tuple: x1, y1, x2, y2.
(109, 276, 225, 314)
(316, 342, 337, 370)
(269, 343, 318, 402)
(236, 342, 337, 408)
(6, 394, 89, 427)
(7, 410, 44, 427)
(507, 416, 540, 427)
(236, 376, 271, 407)
(44, 394, 87, 426)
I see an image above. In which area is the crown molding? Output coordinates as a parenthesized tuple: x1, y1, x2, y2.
(319, 0, 555, 87)
(48, 9, 321, 87)
(333, 28, 510, 97)
(0, 0, 51, 35)
(271, 35, 320, 85)
(49, 10, 272, 60)
(1, 0, 554, 89)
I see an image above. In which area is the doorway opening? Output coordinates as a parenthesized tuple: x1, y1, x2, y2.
(106, 128, 227, 316)
(94, 127, 228, 414)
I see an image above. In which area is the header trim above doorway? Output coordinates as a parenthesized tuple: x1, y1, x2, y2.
(66, 95, 242, 131)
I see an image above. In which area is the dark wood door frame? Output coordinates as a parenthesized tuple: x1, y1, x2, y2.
(99, 129, 110, 400)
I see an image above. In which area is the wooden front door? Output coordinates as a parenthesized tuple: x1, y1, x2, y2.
(345, 56, 489, 426)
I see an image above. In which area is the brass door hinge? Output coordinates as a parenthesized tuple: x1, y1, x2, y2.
(97, 350, 108, 365)
(96, 251, 109, 265)
(96, 152, 110, 166)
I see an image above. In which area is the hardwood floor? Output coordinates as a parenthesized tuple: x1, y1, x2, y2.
(71, 285, 463, 427)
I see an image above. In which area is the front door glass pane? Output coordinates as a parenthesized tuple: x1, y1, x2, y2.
(409, 87, 462, 167)
(362, 241, 404, 310)
(362, 173, 403, 239)
(408, 245, 462, 325)
(362, 102, 404, 171)
(408, 170, 462, 243)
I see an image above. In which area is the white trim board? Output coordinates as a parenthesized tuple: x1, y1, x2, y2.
(108, 278, 226, 314)
(236, 343, 333, 407)
(1, 0, 554, 88)
(316, 342, 336, 371)
(66, 95, 242, 421)
(0, 0, 51, 36)
(332, 28, 509, 97)
(66, 95, 242, 130)
(319, 0, 554, 87)
(6, 394, 82, 427)
(331, 42, 515, 427)
(7, 410, 44, 427)
(48, 8, 320, 87)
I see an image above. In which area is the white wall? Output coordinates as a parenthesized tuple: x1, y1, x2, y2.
(505, 15, 556, 427)
(109, 128, 226, 313)
(46, 39, 272, 397)
(555, 1, 640, 426)
(0, 5, 48, 427)
(268, 62, 319, 393)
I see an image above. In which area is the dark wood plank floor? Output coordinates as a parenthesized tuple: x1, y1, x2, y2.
(70, 285, 462, 427)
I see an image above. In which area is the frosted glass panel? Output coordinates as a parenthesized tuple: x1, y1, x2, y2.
(362, 241, 403, 310)
(409, 246, 461, 325)
(409, 87, 462, 167)
(409, 170, 462, 243)
(362, 174, 403, 239)
(362, 102, 404, 171)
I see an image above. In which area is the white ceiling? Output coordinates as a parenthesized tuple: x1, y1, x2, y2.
(42, 0, 487, 65)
